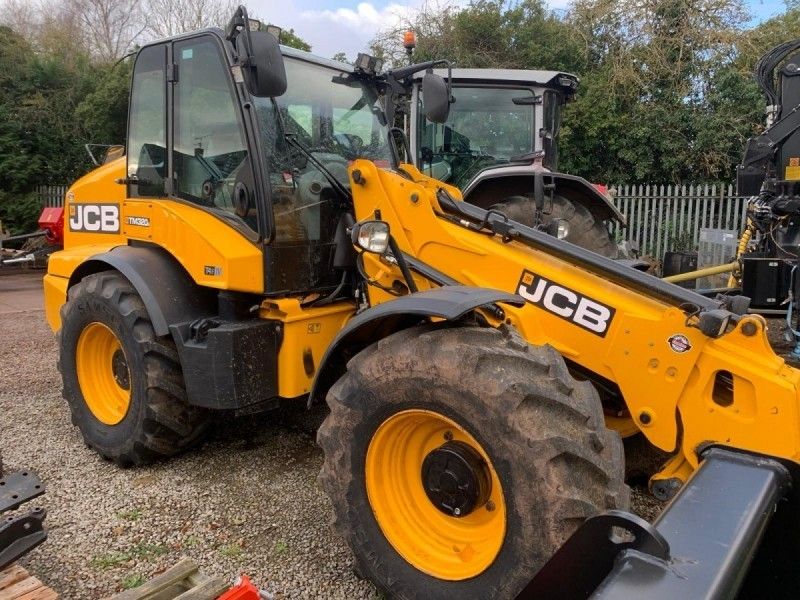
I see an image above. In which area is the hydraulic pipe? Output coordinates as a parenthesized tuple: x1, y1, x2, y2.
(662, 261, 738, 284)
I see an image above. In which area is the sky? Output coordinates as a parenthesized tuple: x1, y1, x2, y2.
(248, 0, 791, 61)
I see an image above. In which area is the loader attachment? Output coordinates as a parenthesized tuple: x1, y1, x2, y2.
(519, 448, 795, 600)
(0, 468, 47, 570)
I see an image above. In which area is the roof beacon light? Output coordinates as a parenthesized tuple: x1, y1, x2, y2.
(403, 30, 416, 57)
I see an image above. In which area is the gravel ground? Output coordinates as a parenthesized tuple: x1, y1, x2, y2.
(1, 308, 376, 599)
(1, 277, 792, 598)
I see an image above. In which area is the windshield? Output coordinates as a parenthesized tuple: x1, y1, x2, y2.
(417, 86, 536, 188)
(254, 56, 391, 244)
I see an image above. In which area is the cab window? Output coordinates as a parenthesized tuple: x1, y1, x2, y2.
(173, 37, 257, 235)
(127, 45, 167, 198)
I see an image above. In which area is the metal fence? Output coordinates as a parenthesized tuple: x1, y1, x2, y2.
(608, 183, 748, 258)
(36, 185, 69, 208)
(36, 182, 748, 259)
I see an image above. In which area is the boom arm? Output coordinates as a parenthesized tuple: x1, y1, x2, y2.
(349, 159, 800, 486)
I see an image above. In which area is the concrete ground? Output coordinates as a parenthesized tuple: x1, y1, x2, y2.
(0, 270, 44, 314)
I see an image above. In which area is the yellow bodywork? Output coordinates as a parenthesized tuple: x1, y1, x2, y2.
(45, 157, 348, 401)
(348, 160, 800, 483)
(45, 154, 800, 485)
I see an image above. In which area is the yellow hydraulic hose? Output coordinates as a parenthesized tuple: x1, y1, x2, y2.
(727, 220, 753, 287)
(663, 261, 739, 284)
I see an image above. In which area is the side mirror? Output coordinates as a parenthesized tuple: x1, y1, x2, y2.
(236, 30, 287, 98)
(422, 71, 451, 124)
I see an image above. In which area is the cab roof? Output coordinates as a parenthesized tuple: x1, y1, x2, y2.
(414, 68, 579, 95)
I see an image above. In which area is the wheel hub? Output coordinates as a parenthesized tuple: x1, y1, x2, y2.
(421, 440, 492, 517)
(111, 349, 130, 390)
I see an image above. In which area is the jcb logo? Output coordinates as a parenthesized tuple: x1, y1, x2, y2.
(68, 204, 120, 233)
(517, 270, 615, 336)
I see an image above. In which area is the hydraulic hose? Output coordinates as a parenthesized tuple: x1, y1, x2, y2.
(727, 220, 754, 288)
(662, 261, 739, 284)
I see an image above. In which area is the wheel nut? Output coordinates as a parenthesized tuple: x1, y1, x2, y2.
(486, 500, 495, 512)
(444, 430, 453, 441)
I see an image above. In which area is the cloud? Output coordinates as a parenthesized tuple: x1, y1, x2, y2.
(249, 0, 423, 58)
(250, 0, 570, 60)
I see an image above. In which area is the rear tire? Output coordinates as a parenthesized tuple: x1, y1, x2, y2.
(59, 271, 210, 466)
(492, 194, 618, 258)
(318, 325, 628, 599)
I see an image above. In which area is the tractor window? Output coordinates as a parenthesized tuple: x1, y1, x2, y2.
(253, 56, 391, 245)
(417, 86, 536, 188)
(127, 45, 167, 198)
(172, 37, 257, 235)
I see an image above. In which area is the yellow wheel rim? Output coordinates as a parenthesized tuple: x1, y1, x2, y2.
(365, 409, 506, 581)
(76, 322, 131, 425)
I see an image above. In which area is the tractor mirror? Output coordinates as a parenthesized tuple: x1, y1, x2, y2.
(422, 71, 450, 124)
(237, 30, 287, 98)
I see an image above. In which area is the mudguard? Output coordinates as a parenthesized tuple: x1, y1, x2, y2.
(69, 245, 215, 337)
(308, 286, 525, 404)
(463, 166, 626, 225)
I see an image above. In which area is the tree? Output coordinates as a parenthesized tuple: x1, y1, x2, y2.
(278, 28, 311, 52)
(142, 0, 237, 38)
(66, 0, 147, 61)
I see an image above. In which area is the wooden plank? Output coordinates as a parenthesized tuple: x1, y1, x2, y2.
(0, 576, 43, 599)
(15, 589, 58, 600)
(113, 559, 199, 600)
(0, 566, 28, 591)
(172, 577, 228, 600)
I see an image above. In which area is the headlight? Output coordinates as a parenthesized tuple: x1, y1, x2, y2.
(352, 220, 390, 254)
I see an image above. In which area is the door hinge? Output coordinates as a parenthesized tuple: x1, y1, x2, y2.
(167, 63, 179, 83)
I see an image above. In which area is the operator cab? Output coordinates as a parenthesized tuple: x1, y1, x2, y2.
(410, 69, 578, 188)
(125, 19, 395, 297)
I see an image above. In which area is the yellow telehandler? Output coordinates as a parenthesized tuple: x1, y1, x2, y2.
(41, 6, 800, 598)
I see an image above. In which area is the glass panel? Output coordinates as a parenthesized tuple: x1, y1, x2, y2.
(173, 37, 257, 234)
(253, 57, 391, 245)
(127, 45, 166, 198)
(542, 89, 562, 170)
(418, 86, 536, 188)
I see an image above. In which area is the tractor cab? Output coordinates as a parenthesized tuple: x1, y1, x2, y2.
(409, 69, 578, 188)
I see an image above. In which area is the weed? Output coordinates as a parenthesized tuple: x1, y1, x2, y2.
(218, 543, 244, 558)
(121, 574, 145, 589)
(117, 508, 142, 521)
(90, 543, 168, 570)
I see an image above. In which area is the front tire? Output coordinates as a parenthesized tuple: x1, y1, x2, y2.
(318, 325, 628, 599)
(59, 271, 210, 466)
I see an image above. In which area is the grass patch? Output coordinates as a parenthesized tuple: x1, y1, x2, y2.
(274, 539, 288, 554)
(184, 535, 201, 547)
(218, 543, 244, 558)
(117, 508, 142, 521)
(121, 574, 145, 589)
(90, 543, 168, 570)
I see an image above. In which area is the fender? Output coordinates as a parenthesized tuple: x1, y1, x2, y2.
(463, 166, 626, 225)
(309, 286, 524, 405)
(69, 245, 216, 337)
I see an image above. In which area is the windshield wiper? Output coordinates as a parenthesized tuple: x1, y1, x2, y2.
(284, 134, 353, 202)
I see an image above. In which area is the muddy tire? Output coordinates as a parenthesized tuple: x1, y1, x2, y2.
(318, 325, 628, 599)
(59, 271, 210, 466)
(492, 194, 618, 258)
